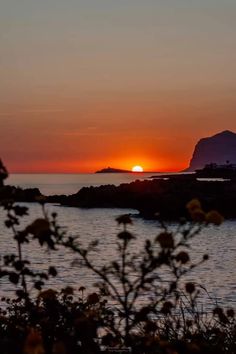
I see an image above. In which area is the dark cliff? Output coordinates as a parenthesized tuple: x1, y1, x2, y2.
(186, 130, 236, 171)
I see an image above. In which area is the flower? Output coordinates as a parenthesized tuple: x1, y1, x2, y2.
(175, 251, 190, 264)
(156, 232, 174, 249)
(186, 199, 202, 212)
(213, 307, 224, 316)
(185, 282, 195, 294)
(226, 308, 235, 318)
(61, 286, 74, 295)
(186, 199, 206, 222)
(26, 219, 50, 238)
(190, 208, 206, 222)
(87, 292, 99, 305)
(116, 214, 132, 225)
(206, 210, 224, 225)
(117, 231, 135, 241)
(79, 286, 86, 292)
(213, 307, 228, 323)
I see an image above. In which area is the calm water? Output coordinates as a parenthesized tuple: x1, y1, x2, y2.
(7, 173, 156, 195)
(1, 174, 235, 309)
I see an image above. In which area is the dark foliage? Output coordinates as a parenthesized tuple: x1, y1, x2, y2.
(0, 198, 235, 354)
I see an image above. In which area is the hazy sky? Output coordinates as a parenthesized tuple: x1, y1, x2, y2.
(1, 0, 236, 172)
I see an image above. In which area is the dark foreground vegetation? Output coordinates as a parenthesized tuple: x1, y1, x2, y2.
(0, 195, 235, 354)
(0, 161, 235, 353)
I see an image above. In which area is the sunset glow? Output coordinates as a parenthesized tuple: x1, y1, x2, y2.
(0, 1, 236, 173)
(132, 166, 144, 172)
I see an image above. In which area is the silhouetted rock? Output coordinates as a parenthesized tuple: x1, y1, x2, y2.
(54, 177, 236, 220)
(3, 172, 236, 221)
(186, 130, 236, 171)
(95, 167, 130, 173)
(195, 163, 236, 178)
(0, 185, 42, 203)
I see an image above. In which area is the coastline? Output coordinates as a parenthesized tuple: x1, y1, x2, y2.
(2, 173, 236, 220)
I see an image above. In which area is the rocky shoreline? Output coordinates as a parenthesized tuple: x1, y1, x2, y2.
(0, 185, 42, 203)
(2, 174, 236, 220)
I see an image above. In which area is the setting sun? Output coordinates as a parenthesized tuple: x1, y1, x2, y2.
(132, 165, 144, 172)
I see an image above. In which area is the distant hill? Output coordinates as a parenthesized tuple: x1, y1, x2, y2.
(95, 167, 130, 173)
(185, 130, 236, 171)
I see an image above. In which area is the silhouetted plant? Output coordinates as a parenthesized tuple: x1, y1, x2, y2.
(0, 196, 235, 354)
(0, 200, 62, 301)
(0, 159, 8, 187)
(59, 200, 235, 353)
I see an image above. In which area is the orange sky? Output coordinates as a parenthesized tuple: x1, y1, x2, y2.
(2, 92, 236, 173)
(1, 1, 236, 173)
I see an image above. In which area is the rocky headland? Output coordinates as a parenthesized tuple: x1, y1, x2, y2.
(45, 175, 236, 220)
(0, 185, 42, 203)
(186, 130, 236, 171)
(1, 171, 236, 220)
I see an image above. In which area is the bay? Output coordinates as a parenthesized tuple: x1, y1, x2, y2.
(7, 173, 156, 195)
(1, 174, 235, 309)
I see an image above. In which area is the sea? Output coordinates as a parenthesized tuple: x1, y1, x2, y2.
(0, 173, 235, 309)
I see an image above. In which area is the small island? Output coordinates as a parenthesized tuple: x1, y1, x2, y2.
(95, 167, 131, 173)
